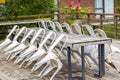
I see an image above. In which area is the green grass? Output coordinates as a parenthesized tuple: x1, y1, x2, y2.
(103, 24, 120, 39)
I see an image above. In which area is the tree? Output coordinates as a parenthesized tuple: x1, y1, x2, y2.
(0, 0, 55, 20)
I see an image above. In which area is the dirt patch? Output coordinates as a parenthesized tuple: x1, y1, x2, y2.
(0, 39, 120, 80)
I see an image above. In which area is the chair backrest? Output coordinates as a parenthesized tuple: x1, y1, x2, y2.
(61, 23, 73, 34)
(30, 28, 45, 45)
(54, 22, 64, 32)
(94, 29, 107, 38)
(84, 25, 95, 36)
(7, 25, 19, 39)
(21, 29, 36, 43)
(13, 27, 27, 41)
(48, 34, 68, 54)
(38, 31, 56, 48)
(40, 20, 47, 29)
(48, 21, 57, 31)
(71, 23, 83, 35)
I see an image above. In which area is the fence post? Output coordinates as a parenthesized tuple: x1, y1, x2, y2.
(58, 14, 60, 22)
(87, 13, 90, 25)
(100, 14, 103, 29)
(114, 15, 118, 39)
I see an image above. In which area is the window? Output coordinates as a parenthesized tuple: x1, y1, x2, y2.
(95, 0, 114, 18)
(94, 0, 104, 18)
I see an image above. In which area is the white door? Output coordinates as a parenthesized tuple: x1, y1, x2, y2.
(105, 0, 114, 18)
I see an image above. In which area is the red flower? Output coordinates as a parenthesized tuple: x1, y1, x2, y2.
(76, 2, 81, 11)
(68, 1, 74, 7)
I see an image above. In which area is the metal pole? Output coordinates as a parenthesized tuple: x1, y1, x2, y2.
(67, 47, 72, 80)
(114, 15, 118, 39)
(101, 44, 105, 75)
(98, 44, 102, 77)
(94, 44, 105, 77)
(81, 46, 85, 80)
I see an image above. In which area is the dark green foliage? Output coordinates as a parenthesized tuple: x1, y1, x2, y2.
(0, 0, 55, 20)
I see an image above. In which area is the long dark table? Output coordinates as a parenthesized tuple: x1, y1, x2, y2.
(9, 28, 112, 80)
(65, 35, 112, 80)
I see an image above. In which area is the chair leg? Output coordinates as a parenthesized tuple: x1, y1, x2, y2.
(0, 39, 11, 49)
(18, 59, 26, 68)
(14, 56, 24, 64)
(50, 66, 62, 80)
(6, 52, 13, 61)
(25, 61, 33, 68)
(38, 63, 52, 77)
(4, 41, 19, 52)
(31, 60, 48, 72)
(10, 50, 22, 60)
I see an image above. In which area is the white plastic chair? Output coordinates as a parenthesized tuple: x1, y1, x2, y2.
(30, 34, 68, 80)
(5, 29, 36, 60)
(13, 28, 46, 64)
(38, 21, 67, 60)
(22, 31, 56, 68)
(61, 22, 73, 34)
(14, 30, 56, 67)
(0, 25, 19, 49)
(47, 21, 57, 31)
(3, 27, 27, 52)
(41, 20, 57, 31)
(54, 22, 85, 63)
(71, 23, 83, 35)
(94, 29, 107, 37)
(82, 25, 118, 69)
(40, 20, 48, 29)
(46, 22, 78, 62)
(54, 22, 64, 32)
(84, 25, 96, 36)
(94, 28, 118, 70)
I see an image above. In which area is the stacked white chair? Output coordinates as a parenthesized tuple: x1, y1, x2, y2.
(82, 25, 118, 70)
(30, 34, 68, 80)
(1, 20, 118, 80)
(5, 28, 36, 60)
(3, 27, 27, 52)
(0, 25, 19, 49)
(14, 30, 56, 68)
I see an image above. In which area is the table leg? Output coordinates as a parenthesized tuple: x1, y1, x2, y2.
(81, 46, 85, 80)
(67, 46, 86, 80)
(67, 47, 72, 80)
(94, 44, 105, 77)
(101, 44, 105, 75)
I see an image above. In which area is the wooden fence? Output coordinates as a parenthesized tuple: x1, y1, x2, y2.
(0, 13, 120, 39)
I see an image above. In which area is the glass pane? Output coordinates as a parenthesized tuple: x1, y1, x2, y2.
(105, 0, 114, 18)
(94, 0, 103, 18)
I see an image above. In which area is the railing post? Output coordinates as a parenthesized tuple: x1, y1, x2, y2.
(100, 14, 103, 29)
(58, 14, 60, 22)
(87, 13, 90, 25)
(114, 15, 118, 39)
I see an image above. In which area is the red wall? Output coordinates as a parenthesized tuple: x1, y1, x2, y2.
(59, 0, 95, 22)
(59, 0, 95, 12)
(80, 0, 95, 12)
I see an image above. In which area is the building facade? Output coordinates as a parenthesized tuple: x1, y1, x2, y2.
(59, 0, 116, 18)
